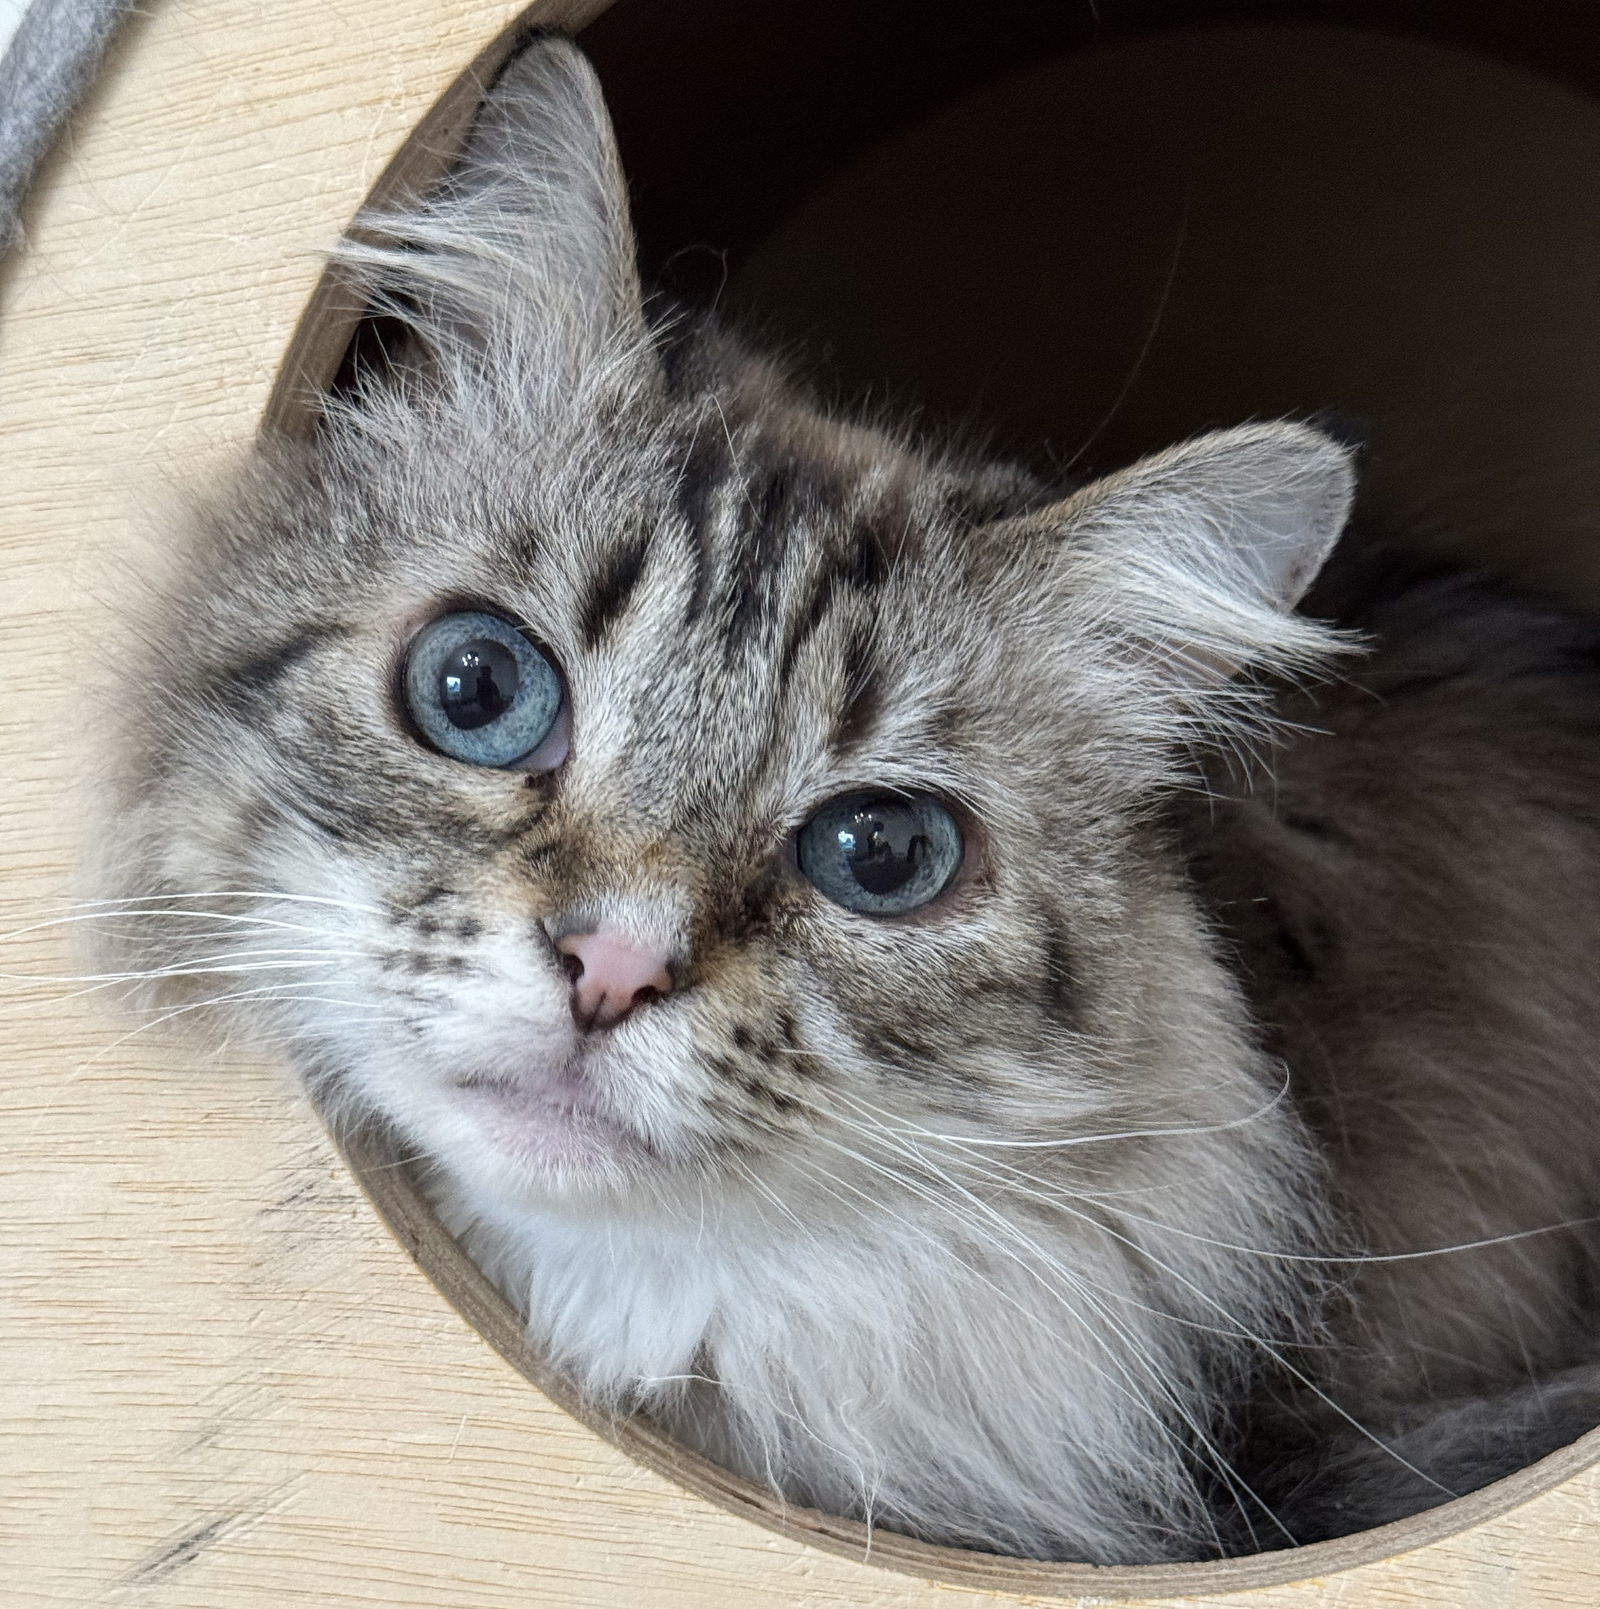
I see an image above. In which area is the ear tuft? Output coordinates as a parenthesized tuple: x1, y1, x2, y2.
(1013, 422, 1360, 694)
(449, 33, 643, 338)
(336, 34, 644, 384)
(1080, 422, 1356, 616)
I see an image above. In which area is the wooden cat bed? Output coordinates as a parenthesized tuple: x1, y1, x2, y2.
(6, 0, 1600, 1603)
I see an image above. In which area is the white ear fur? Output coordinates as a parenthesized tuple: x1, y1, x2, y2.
(338, 34, 645, 379)
(1078, 422, 1355, 611)
(448, 34, 644, 340)
(1056, 422, 1357, 685)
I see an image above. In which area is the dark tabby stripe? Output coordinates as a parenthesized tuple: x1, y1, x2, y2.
(776, 516, 896, 693)
(672, 431, 725, 623)
(580, 524, 652, 646)
(207, 623, 349, 714)
(724, 459, 809, 647)
(831, 618, 882, 754)
(1039, 914, 1083, 1031)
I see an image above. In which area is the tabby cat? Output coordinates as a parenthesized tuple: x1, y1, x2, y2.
(95, 34, 1600, 1563)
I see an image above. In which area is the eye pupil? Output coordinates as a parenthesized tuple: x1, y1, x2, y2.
(800, 793, 962, 915)
(844, 817, 928, 897)
(440, 639, 519, 730)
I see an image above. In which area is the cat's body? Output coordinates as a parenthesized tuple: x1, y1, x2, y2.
(1183, 553, 1600, 1535)
(95, 35, 1600, 1564)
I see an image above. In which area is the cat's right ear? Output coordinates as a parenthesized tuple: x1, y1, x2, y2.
(449, 34, 644, 342)
(339, 33, 646, 384)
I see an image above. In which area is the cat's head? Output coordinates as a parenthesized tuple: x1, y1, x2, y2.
(101, 37, 1353, 1225)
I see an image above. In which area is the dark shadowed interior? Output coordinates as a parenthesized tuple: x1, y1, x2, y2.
(580, 0, 1600, 598)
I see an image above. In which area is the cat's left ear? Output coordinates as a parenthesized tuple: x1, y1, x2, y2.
(1034, 422, 1357, 685)
(344, 34, 646, 376)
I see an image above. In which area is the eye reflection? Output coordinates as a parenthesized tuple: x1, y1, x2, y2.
(798, 793, 962, 915)
(440, 636, 520, 730)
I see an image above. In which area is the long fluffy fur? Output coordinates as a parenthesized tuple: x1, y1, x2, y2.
(90, 34, 1600, 1564)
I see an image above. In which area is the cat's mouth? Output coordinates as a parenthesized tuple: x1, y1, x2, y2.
(450, 1070, 652, 1176)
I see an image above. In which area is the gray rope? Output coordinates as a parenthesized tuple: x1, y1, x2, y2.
(0, 0, 139, 253)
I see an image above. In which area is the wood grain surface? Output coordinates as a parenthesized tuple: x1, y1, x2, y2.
(2, 0, 1598, 1604)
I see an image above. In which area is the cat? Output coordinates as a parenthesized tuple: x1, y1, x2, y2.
(1182, 540, 1600, 1540)
(92, 32, 1600, 1564)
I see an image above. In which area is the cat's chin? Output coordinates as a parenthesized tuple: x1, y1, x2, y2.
(449, 1074, 652, 1194)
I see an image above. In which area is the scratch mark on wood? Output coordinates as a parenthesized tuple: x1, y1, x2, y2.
(121, 1514, 235, 1585)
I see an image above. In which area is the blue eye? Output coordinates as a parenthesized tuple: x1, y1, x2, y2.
(403, 610, 565, 769)
(798, 792, 963, 915)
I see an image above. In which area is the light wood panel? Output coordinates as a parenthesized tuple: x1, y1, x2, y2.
(3, 0, 1598, 1603)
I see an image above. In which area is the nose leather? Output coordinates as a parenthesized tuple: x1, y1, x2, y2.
(556, 926, 674, 1030)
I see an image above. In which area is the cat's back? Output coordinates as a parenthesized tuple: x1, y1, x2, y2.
(1183, 544, 1600, 1409)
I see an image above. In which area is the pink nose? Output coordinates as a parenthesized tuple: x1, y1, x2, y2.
(556, 927, 674, 1031)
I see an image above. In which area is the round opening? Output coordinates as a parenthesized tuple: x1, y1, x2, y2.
(268, 0, 1600, 1594)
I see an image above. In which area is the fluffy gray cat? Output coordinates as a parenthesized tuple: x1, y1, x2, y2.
(95, 34, 1600, 1564)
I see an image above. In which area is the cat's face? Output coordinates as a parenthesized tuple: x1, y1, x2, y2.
(110, 394, 1131, 1215)
(102, 38, 1353, 1226)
